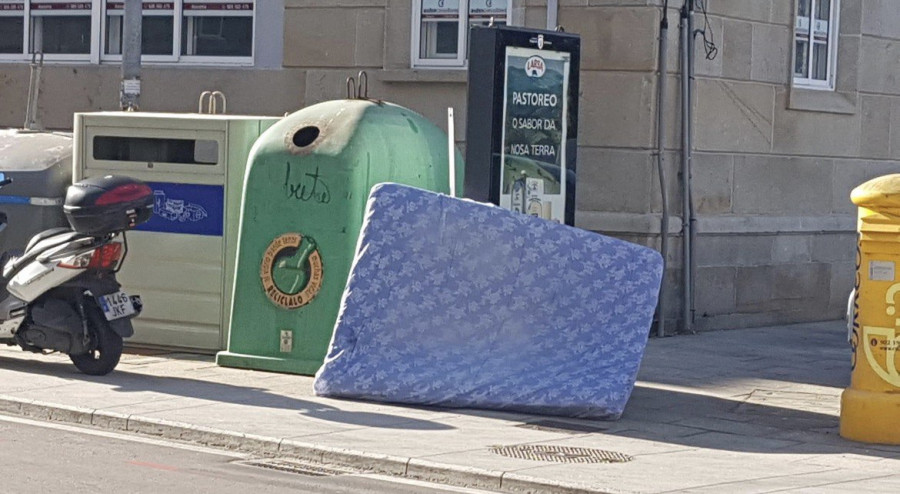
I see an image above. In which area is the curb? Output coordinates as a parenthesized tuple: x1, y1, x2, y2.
(0, 395, 612, 494)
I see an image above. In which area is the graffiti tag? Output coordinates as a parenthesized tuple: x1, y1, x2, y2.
(283, 162, 331, 204)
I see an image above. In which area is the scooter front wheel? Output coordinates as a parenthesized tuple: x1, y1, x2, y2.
(69, 302, 123, 376)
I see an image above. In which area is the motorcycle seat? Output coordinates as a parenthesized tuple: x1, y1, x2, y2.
(3, 229, 86, 279)
(25, 227, 73, 252)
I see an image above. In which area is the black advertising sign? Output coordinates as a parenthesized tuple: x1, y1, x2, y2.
(465, 26, 580, 225)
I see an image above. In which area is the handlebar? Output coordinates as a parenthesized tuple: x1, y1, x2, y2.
(0, 178, 12, 187)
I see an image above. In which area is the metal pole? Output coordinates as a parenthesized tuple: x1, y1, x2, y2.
(547, 0, 559, 30)
(25, 16, 43, 130)
(687, 0, 697, 331)
(680, 3, 693, 333)
(448, 107, 457, 198)
(121, 0, 142, 110)
(655, 1, 670, 338)
(24, 53, 42, 130)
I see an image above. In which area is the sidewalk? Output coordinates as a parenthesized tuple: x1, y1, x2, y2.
(1, 320, 898, 493)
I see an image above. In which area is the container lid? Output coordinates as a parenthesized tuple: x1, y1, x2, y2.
(0, 129, 73, 172)
(851, 174, 900, 213)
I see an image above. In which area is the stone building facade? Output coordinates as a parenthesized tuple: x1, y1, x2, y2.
(0, 0, 894, 332)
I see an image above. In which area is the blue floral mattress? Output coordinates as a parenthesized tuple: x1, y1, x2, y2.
(313, 184, 663, 419)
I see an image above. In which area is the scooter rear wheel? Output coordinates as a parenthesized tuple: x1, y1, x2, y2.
(69, 302, 123, 376)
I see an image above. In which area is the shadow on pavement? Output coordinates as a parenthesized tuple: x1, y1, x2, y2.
(0, 355, 454, 431)
(0, 322, 881, 444)
(638, 323, 852, 389)
(614, 384, 900, 458)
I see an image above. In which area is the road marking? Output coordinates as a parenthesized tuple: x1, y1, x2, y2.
(0, 413, 247, 459)
(127, 460, 179, 471)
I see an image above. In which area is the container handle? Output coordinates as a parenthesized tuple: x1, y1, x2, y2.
(346, 77, 357, 99)
(198, 91, 227, 114)
(357, 71, 368, 99)
(345, 72, 370, 100)
(198, 91, 211, 113)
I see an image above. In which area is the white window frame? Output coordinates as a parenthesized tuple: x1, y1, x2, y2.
(793, 0, 840, 90)
(412, 0, 512, 69)
(0, 0, 254, 66)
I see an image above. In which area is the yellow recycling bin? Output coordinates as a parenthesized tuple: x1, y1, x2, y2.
(842, 174, 900, 444)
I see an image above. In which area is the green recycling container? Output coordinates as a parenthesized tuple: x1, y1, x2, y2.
(216, 99, 464, 375)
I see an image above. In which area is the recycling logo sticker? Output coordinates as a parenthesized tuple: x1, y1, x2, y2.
(260, 233, 324, 310)
(136, 182, 224, 236)
(153, 189, 208, 223)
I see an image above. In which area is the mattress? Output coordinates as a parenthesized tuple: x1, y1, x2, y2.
(313, 183, 663, 419)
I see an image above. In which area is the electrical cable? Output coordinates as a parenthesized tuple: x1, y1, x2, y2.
(694, 0, 718, 60)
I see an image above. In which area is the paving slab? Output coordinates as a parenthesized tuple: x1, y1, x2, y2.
(0, 320, 899, 494)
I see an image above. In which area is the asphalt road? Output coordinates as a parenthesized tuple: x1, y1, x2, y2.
(0, 414, 495, 494)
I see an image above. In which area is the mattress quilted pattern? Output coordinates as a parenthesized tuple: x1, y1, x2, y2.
(314, 184, 663, 419)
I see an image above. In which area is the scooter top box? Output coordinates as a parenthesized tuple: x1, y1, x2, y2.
(63, 176, 154, 235)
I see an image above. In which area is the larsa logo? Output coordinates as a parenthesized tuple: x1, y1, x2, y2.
(525, 56, 546, 78)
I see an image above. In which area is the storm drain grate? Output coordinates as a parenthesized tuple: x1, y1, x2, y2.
(490, 444, 633, 464)
(235, 458, 357, 477)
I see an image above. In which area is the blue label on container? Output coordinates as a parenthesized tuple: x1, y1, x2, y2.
(135, 182, 224, 236)
(0, 196, 30, 205)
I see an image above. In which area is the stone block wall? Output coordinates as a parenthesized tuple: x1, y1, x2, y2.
(0, 0, 897, 332)
(646, 0, 899, 331)
(559, 0, 900, 332)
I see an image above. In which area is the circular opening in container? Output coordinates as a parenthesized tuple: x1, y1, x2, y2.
(292, 126, 320, 148)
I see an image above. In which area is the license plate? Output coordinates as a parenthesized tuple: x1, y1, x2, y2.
(98, 291, 138, 321)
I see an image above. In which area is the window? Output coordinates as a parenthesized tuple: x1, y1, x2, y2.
(793, 0, 839, 89)
(31, 1, 92, 55)
(181, 0, 252, 57)
(104, 2, 175, 57)
(0, 1, 254, 64)
(413, 0, 510, 68)
(94, 136, 219, 165)
(0, 2, 25, 55)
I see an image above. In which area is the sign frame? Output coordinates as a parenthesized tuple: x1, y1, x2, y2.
(465, 25, 580, 226)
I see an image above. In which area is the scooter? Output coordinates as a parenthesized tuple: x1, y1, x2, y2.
(0, 173, 153, 375)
